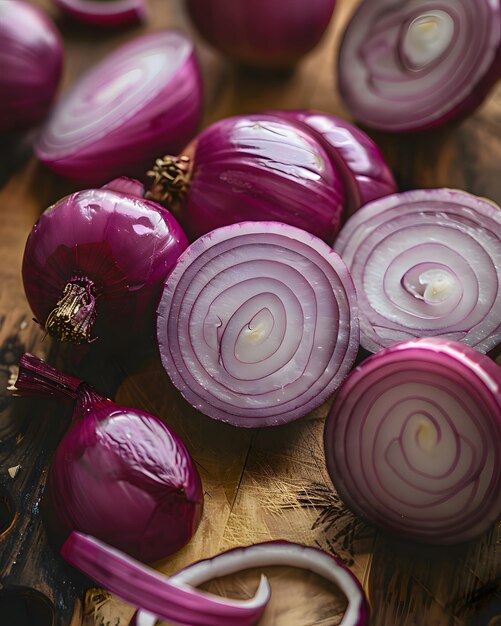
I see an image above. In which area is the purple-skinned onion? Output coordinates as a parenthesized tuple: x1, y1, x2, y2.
(36, 31, 202, 184)
(185, 0, 336, 69)
(22, 180, 188, 351)
(338, 0, 501, 132)
(53, 0, 146, 27)
(15, 354, 203, 562)
(324, 338, 501, 544)
(130, 541, 369, 626)
(0, 1, 63, 134)
(334, 189, 501, 354)
(157, 222, 359, 428)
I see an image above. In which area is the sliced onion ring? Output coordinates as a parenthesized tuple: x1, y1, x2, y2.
(61, 532, 270, 626)
(157, 222, 359, 427)
(53, 0, 146, 27)
(334, 189, 501, 354)
(324, 338, 501, 544)
(131, 541, 369, 626)
(338, 0, 501, 132)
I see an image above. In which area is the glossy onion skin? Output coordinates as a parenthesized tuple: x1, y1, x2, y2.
(185, 0, 336, 69)
(22, 187, 188, 349)
(36, 31, 202, 184)
(157, 222, 359, 428)
(182, 114, 346, 242)
(49, 395, 203, 562)
(334, 189, 501, 354)
(0, 1, 62, 133)
(54, 0, 146, 27)
(338, 0, 501, 132)
(325, 338, 501, 545)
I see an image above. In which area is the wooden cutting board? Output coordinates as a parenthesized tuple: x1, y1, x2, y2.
(1, 1, 501, 625)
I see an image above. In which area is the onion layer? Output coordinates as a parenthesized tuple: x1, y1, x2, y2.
(334, 189, 501, 354)
(324, 338, 501, 544)
(62, 532, 270, 626)
(338, 0, 501, 132)
(131, 541, 369, 626)
(36, 31, 202, 184)
(157, 222, 359, 428)
(54, 0, 146, 27)
(0, 1, 62, 133)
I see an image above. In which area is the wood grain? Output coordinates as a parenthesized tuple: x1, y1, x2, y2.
(0, 0, 500, 625)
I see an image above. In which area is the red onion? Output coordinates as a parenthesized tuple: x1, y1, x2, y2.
(334, 189, 501, 354)
(148, 113, 348, 242)
(338, 0, 501, 132)
(54, 0, 146, 27)
(36, 31, 202, 184)
(0, 1, 62, 134)
(131, 541, 369, 626)
(16, 354, 203, 562)
(62, 532, 271, 626)
(185, 0, 336, 69)
(157, 222, 359, 428)
(275, 110, 397, 218)
(324, 338, 501, 545)
(22, 180, 188, 351)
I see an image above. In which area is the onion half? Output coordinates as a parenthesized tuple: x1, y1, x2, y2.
(36, 31, 202, 184)
(131, 541, 369, 626)
(334, 189, 501, 354)
(338, 0, 501, 132)
(54, 0, 146, 27)
(324, 338, 501, 544)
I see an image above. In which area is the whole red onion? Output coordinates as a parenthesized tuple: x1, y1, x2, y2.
(0, 1, 63, 133)
(22, 179, 188, 352)
(185, 0, 336, 69)
(15, 354, 203, 563)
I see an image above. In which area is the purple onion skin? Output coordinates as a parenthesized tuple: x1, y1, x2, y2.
(182, 114, 346, 242)
(54, 0, 146, 27)
(325, 338, 501, 545)
(0, 1, 62, 133)
(185, 0, 336, 69)
(275, 110, 396, 217)
(22, 186, 188, 351)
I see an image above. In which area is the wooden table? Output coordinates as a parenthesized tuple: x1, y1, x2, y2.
(1, 1, 501, 625)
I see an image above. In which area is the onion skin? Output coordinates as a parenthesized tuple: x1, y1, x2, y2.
(22, 185, 188, 351)
(325, 338, 501, 545)
(157, 221, 359, 428)
(54, 0, 146, 27)
(334, 188, 501, 354)
(36, 31, 202, 184)
(338, 0, 501, 132)
(0, 1, 62, 134)
(185, 0, 336, 69)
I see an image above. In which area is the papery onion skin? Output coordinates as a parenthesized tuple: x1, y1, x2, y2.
(61, 532, 271, 626)
(275, 110, 397, 217)
(338, 0, 501, 132)
(36, 31, 202, 184)
(334, 188, 501, 354)
(0, 1, 63, 133)
(22, 185, 188, 351)
(16, 354, 203, 563)
(157, 221, 359, 428)
(325, 338, 501, 545)
(185, 0, 336, 69)
(149, 113, 346, 242)
(54, 0, 146, 27)
(131, 540, 369, 626)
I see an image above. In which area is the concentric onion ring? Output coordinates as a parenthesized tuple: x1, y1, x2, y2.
(325, 338, 501, 544)
(157, 222, 359, 427)
(338, 0, 501, 132)
(334, 189, 501, 354)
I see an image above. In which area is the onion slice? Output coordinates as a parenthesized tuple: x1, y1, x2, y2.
(324, 338, 501, 544)
(157, 222, 359, 427)
(132, 541, 369, 626)
(54, 0, 146, 27)
(61, 532, 270, 626)
(338, 0, 501, 132)
(334, 189, 501, 354)
(36, 31, 202, 184)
